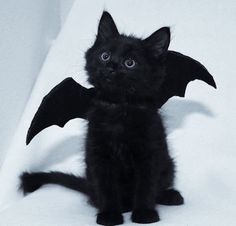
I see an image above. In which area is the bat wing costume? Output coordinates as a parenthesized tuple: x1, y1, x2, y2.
(26, 50, 216, 145)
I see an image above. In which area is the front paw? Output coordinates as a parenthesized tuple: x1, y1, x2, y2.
(131, 209, 160, 224)
(97, 211, 123, 225)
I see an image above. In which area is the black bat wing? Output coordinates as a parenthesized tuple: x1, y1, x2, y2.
(26, 52, 216, 144)
(26, 77, 95, 145)
(156, 50, 216, 108)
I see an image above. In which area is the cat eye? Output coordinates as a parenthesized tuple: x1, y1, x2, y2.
(100, 52, 110, 61)
(124, 59, 136, 68)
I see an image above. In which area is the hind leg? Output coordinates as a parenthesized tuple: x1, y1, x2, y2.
(157, 189, 184, 205)
(157, 158, 184, 206)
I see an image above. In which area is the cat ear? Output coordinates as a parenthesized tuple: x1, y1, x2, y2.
(143, 27, 171, 57)
(97, 11, 119, 41)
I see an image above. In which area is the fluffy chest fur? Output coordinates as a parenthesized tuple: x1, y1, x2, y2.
(86, 98, 160, 164)
(89, 99, 155, 137)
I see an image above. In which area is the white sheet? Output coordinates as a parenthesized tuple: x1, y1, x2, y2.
(0, 0, 235, 225)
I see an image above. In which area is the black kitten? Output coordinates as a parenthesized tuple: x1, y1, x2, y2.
(21, 12, 184, 225)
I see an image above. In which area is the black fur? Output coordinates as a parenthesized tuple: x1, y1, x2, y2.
(21, 11, 184, 225)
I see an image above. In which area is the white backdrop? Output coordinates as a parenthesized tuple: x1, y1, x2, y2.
(0, 0, 74, 165)
(0, 0, 235, 225)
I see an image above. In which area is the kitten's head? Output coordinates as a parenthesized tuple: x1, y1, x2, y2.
(85, 11, 170, 101)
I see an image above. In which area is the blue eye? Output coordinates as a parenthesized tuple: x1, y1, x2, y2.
(124, 59, 136, 68)
(101, 52, 110, 61)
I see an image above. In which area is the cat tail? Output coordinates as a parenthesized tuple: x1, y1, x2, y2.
(20, 171, 88, 195)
